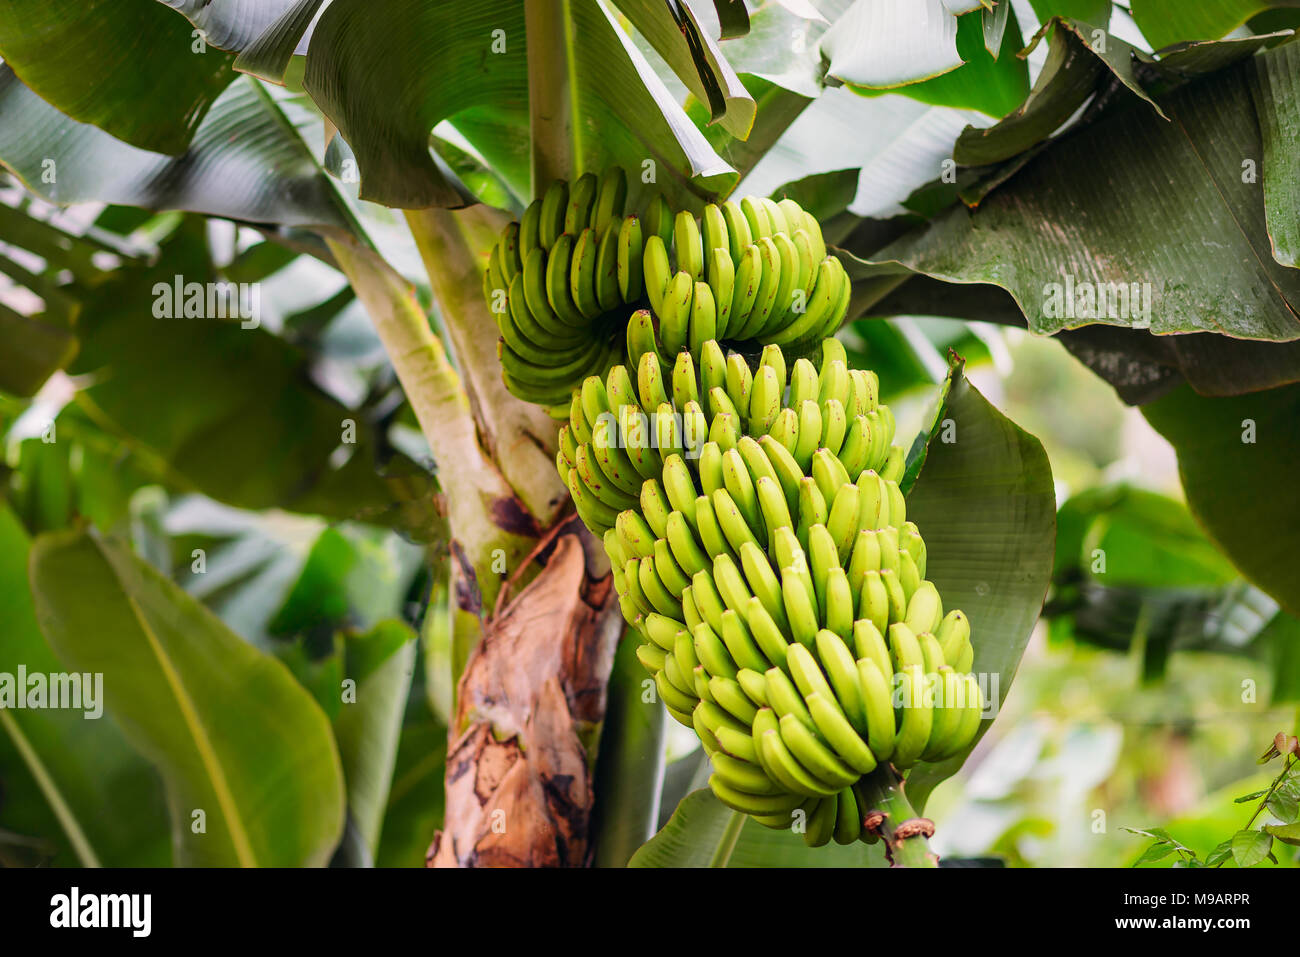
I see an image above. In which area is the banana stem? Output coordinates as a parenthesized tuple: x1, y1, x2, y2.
(325, 236, 541, 621)
(402, 207, 566, 522)
(858, 766, 939, 868)
(709, 810, 746, 868)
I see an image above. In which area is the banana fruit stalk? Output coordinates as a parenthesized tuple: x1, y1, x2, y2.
(484, 170, 985, 850)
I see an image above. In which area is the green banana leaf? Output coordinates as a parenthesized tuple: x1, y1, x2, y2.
(687, 0, 852, 188)
(234, 0, 327, 83)
(162, 0, 754, 141)
(332, 621, 418, 860)
(740, 88, 982, 220)
(1270, 614, 1300, 702)
(1027, 0, 1112, 28)
(710, 0, 849, 100)
(269, 613, 416, 858)
(1049, 486, 1289, 679)
(266, 527, 425, 642)
(856, 273, 1300, 401)
(300, 0, 733, 209)
(900, 361, 1057, 809)
(628, 789, 886, 866)
(952, 18, 1152, 167)
(613, 0, 754, 137)
(0, 69, 352, 231)
(1130, 0, 1300, 50)
(159, 0, 304, 53)
(0, 0, 234, 155)
(822, 0, 968, 92)
(0, 505, 172, 867)
(1054, 486, 1240, 589)
(0, 196, 157, 398)
(0, 208, 82, 396)
(60, 223, 433, 527)
(591, 634, 668, 867)
(840, 3, 1031, 118)
(1142, 382, 1300, 617)
(842, 28, 1300, 342)
(1049, 579, 1293, 684)
(1251, 39, 1300, 268)
(27, 527, 346, 866)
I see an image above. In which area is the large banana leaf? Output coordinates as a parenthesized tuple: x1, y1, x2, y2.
(0, 196, 108, 396)
(741, 87, 984, 218)
(300, 0, 733, 208)
(159, 0, 304, 52)
(615, 0, 755, 137)
(711, 0, 851, 99)
(855, 273, 1300, 400)
(1028, 0, 1112, 26)
(0, 0, 234, 155)
(839, 2, 1031, 118)
(1130, 0, 1300, 50)
(822, 0, 966, 91)
(844, 29, 1300, 342)
(951, 18, 1152, 167)
(234, 0, 328, 83)
(1142, 382, 1300, 617)
(0, 505, 171, 867)
(900, 360, 1056, 809)
(1054, 486, 1239, 588)
(1047, 485, 1287, 682)
(1251, 39, 1300, 268)
(60, 223, 432, 526)
(0, 69, 351, 231)
(690, 0, 854, 188)
(264, 527, 425, 643)
(28, 527, 346, 866)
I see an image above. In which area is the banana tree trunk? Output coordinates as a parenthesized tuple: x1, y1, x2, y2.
(328, 222, 621, 867)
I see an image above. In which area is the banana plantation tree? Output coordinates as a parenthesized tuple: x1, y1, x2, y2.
(0, 0, 1295, 869)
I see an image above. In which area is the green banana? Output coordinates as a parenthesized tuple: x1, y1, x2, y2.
(488, 174, 990, 852)
(891, 665, 934, 769)
(674, 209, 704, 281)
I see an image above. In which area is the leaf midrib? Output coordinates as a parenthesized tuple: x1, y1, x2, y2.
(0, 708, 102, 867)
(114, 568, 258, 867)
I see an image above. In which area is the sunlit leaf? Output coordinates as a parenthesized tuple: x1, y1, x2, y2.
(28, 527, 346, 866)
(0, 505, 172, 867)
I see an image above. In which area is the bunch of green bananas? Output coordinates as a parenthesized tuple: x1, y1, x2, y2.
(484, 171, 982, 848)
(485, 168, 849, 409)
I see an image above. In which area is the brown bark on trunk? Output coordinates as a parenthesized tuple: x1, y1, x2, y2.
(427, 525, 622, 867)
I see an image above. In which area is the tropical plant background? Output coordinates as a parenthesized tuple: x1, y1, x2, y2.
(0, 0, 1297, 868)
